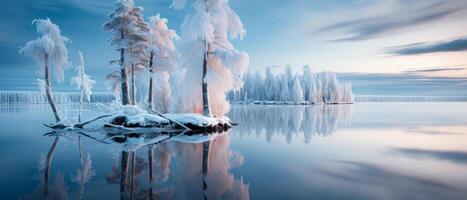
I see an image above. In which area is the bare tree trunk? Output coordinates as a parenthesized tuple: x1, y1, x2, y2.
(148, 146, 154, 200)
(202, 42, 212, 117)
(44, 136, 59, 199)
(131, 64, 136, 105)
(120, 29, 130, 105)
(148, 52, 154, 110)
(202, 140, 211, 200)
(44, 54, 62, 122)
(78, 91, 84, 123)
(77, 136, 86, 200)
(120, 151, 129, 200)
(121, 48, 131, 105)
(130, 151, 136, 200)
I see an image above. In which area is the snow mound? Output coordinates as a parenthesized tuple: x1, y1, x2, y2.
(166, 113, 218, 127)
(106, 105, 232, 131)
(108, 105, 170, 127)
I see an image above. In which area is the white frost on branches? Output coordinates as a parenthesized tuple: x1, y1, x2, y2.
(20, 18, 70, 83)
(71, 52, 95, 102)
(230, 66, 355, 104)
(105, 70, 122, 102)
(147, 14, 179, 112)
(148, 14, 179, 69)
(173, 0, 249, 116)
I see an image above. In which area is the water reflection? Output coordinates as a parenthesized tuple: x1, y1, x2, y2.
(390, 148, 467, 164)
(320, 161, 465, 200)
(28, 131, 249, 200)
(229, 105, 353, 143)
(23, 136, 68, 200)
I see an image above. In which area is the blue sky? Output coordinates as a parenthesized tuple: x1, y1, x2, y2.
(1, 0, 467, 95)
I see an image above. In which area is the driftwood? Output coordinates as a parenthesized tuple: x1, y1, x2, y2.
(44, 113, 115, 129)
(74, 114, 114, 128)
(146, 109, 191, 131)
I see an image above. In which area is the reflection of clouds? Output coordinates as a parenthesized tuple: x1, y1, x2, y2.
(407, 125, 467, 135)
(391, 148, 467, 164)
(229, 105, 353, 143)
(321, 161, 465, 200)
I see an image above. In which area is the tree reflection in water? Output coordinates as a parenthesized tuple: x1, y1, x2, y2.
(229, 105, 353, 143)
(29, 130, 249, 200)
(23, 136, 68, 200)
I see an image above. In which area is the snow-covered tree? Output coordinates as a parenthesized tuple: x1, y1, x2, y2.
(291, 77, 304, 102)
(20, 18, 70, 122)
(103, 0, 149, 105)
(105, 70, 122, 102)
(264, 67, 275, 100)
(173, 0, 249, 117)
(71, 51, 95, 123)
(280, 73, 290, 101)
(147, 14, 179, 112)
(128, 10, 150, 105)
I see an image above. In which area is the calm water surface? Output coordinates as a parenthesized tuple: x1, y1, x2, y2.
(0, 103, 466, 200)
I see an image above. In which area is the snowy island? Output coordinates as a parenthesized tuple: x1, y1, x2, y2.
(18, 0, 354, 134)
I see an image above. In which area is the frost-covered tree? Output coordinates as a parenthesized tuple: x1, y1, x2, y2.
(71, 51, 95, 123)
(301, 65, 312, 101)
(264, 67, 275, 100)
(147, 14, 179, 112)
(128, 11, 150, 105)
(291, 77, 304, 102)
(105, 70, 122, 102)
(173, 0, 249, 117)
(20, 18, 70, 122)
(103, 0, 149, 105)
(280, 73, 290, 101)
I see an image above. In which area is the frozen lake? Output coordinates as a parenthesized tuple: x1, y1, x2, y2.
(0, 103, 467, 199)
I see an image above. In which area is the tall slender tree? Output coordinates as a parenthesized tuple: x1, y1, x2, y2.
(173, 0, 249, 116)
(147, 14, 179, 112)
(103, 0, 149, 105)
(71, 51, 95, 123)
(20, 18, 70, 122)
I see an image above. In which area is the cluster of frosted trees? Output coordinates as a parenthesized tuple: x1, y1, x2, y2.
(20, 0, 248, 122)
(229, 65, 354, 104)
(103, 0, 248, 117)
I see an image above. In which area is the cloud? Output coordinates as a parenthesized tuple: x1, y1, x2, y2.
(385, 36, 467, 55)
(391, 148, 467, 164)
(337, 72, 467, 96)
(404, 67, 467, 73)
(318, 0, 467, 42)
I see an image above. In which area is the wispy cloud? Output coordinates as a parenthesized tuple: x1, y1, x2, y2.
(385, 36, 467, 55)
(404, 67, 466, 73)
(391, 147, 467, 164)
(338, 72, 467, 96)
(317, 0, 467, 42)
